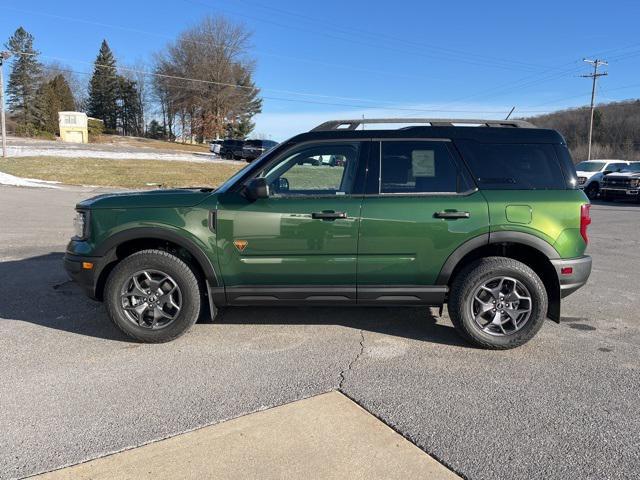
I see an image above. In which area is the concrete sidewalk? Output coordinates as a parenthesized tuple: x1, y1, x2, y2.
(34, 392, 459, 480)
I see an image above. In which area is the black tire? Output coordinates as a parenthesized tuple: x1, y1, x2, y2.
(448, 257, 548, 349)
(225, 151, 233, 160)
(104, 249, 201, 343)
(584, 182, 599, 200)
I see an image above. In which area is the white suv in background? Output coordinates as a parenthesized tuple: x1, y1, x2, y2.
(575, 159, 630, 199)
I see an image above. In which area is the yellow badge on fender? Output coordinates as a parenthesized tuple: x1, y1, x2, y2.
(234, 240, 248, 252)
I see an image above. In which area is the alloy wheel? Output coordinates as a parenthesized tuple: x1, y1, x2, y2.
(120, 269, 182, 329)
(470, 276, 532, 336)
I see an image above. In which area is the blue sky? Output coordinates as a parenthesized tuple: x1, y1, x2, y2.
(2, 0, 640, 139)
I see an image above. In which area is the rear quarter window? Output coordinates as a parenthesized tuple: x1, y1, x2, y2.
(456, 140, 570, 190)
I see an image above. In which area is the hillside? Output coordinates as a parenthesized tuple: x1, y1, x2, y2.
(525, 99, 640, 162)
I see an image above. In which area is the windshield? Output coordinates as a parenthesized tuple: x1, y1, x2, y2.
(214, 161, 258, 192)
(575, 161, 606, 172)
(619, 163, 640, 173)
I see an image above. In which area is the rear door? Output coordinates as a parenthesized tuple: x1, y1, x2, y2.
(216, 140, 368, 303)
(357, 139, 490, 303)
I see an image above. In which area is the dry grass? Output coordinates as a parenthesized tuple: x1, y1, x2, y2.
(0, 157, 243, 189)
(92, 135, 211, 153)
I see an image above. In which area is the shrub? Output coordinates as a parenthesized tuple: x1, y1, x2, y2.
(88, 118, 105, 142)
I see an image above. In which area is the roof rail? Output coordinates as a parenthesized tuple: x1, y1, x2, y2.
(310, 118, 536, 131)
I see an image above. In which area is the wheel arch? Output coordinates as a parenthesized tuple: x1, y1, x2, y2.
(93, 227, 219, 301)
(438, 233, 561, 322)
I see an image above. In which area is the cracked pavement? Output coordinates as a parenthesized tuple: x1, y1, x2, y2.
(1, 185, 639, 480)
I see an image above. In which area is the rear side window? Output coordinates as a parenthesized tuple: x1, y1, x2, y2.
(380, 141, 461, 194)
(457, 140, 568, 190)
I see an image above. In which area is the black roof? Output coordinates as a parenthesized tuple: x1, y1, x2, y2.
(287, 125, 565, 145)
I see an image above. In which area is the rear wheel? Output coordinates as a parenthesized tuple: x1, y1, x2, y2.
(448, 257, 548, 349)
(104, 249, 201, 343)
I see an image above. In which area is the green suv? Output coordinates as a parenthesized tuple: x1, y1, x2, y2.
(64, 118, 592, 348)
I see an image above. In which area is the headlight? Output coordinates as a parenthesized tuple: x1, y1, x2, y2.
(630, 179, 640, 188)
(73, 210, 89, 239)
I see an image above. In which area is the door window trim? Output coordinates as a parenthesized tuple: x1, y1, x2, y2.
(249, 139, 370, 199)
(367, 138, 478, 197)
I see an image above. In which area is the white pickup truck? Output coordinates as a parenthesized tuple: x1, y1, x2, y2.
(575, 159, 630, 199)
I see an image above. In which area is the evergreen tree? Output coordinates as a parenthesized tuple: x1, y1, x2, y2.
(34, 74, 76, 134)
(146, 119, 166, 139)
(5, 27, 43, 127)
(87, 40, 118, 132)
(116, 76, 143, 136)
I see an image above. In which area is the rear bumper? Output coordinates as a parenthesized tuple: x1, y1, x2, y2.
(63, 253, 105, 300)
(551, 256, 592, 298)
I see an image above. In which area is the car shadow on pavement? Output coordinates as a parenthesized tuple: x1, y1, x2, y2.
(218, 306, 467, 347)
(0, 252, 133, 342)
(0, 252, 466, 347)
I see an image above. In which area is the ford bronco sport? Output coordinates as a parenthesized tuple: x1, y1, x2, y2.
(64, 118, 592, 349)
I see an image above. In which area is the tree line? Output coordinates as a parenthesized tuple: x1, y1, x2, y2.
(3, 16, 262, 142)
(525, 100, 640, 162)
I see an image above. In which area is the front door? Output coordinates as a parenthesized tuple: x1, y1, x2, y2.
(216, 141, 368, 304)
(357, 139, 490, 304)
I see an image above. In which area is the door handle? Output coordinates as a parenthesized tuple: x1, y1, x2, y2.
(312, 211, 347, 220)
(434, 210, 470, 219)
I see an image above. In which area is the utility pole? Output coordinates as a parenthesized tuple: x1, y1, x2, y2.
(0, 51, 11, 159)
(581, 58, 608, 160)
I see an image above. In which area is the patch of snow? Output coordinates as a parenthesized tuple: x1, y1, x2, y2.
(0, 172, 60, 188)
(6, 145, 232, 164)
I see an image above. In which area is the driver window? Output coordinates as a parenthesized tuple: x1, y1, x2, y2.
(259, 143, 360, 196)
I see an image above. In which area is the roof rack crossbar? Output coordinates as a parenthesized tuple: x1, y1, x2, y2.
(311, 118, 536, 131)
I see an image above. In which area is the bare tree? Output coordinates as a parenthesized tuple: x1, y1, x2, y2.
(122, 59, 152, 135)
(152, 15, 262, 142)
(42, 61, 87, 109)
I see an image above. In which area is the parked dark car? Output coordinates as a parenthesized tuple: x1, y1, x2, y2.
(242, 140, 278, 162)
(220, 139, 245, 160)
(600, 162, 640, 201)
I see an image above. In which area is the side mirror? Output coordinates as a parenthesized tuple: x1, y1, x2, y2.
(243, 177, 269, 201)
(603, 170, 612, 175)
(277, 177, 290, 192)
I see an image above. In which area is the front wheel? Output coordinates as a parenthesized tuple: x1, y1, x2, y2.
(104, 249, 201, 343)
(584, 182, 599, 200)
(448, 257, 548, 349)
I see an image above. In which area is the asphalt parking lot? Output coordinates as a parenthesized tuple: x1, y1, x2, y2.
(1, 185, 639, 480)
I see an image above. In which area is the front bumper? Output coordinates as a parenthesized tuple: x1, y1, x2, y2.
(600, 186, 640, 197)
(551, 256, 592, 298)
(63, 252, 106, 300)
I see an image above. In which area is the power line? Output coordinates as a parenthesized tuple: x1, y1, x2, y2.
(223, 0, 553, 72)
(1, 4, 612, 113)
(183, 0, 557, 73)
(581, 58, 608, 160)
(17, 50, 560, 114)
(0, 5, 437, 83)
(38, 63, 556, 115)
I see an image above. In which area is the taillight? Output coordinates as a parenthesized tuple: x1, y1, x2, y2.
(580, 204, 591, 245)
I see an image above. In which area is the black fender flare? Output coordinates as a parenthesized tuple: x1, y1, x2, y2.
(436, 231, 561, 321)
(93, 227, 220, 286)
(437, 231, 560, 285)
